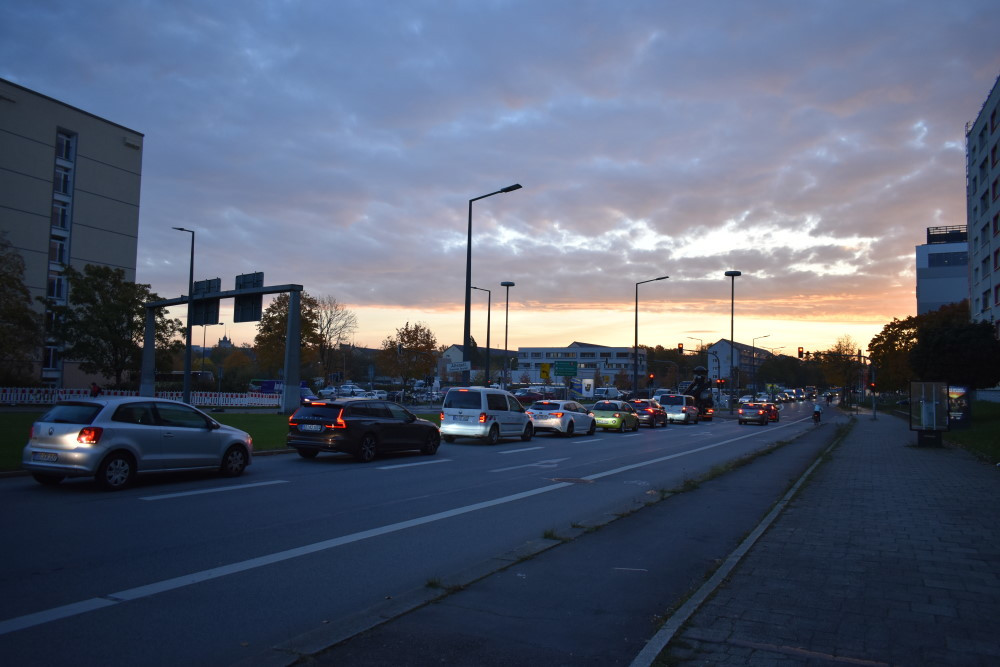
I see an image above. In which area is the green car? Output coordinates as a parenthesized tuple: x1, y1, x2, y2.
(590, 400, 640, 432)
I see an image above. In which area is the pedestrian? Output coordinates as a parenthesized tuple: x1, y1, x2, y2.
(89, 382, 102, 397)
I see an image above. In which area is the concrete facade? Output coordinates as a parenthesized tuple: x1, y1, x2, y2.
(0, 77, 143, 387)
(967, 73, 1000, 334)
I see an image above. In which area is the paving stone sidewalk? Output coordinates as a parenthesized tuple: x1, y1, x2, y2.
(660, 413, 1000, 666)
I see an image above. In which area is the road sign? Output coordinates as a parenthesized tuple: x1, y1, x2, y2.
(554, 361, 577, 377)
(447, 361, 472, 373)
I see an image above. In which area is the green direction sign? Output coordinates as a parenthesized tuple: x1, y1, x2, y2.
(554, 361, 577, 377)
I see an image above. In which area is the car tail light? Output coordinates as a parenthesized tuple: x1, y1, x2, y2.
(440, 411, 445, 421)
(551, 412, 563, 418)
(525, 411, 534, 417)
(479, 412, 487, 423)
(644, 408, 654, 414)
(333, 409, 347, 429)
(77, 427, 103, 444)
(613, 412, 622, 418)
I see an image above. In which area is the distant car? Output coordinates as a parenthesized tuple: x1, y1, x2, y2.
(657, 394, 700, 424)
(525, 400, 597, 437)
(317, 386, 338, 399)
(300, 387, 321, 405)
(738, 395, 754, 404)
(738, 403, 769, 425)
(22, 397, 253, 490)
(761, 402, 780, 422)
(372, 390, 388, 400)
(514, 390, 543, 405)
(628, 399, 668, 428)
(589, 400, 640, 432)
(287, 398, 440, 462)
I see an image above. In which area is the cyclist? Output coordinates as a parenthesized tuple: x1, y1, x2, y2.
(812, 401, 823, 423)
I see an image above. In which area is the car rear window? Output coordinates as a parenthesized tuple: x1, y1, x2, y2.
(529, 401, 560, 410)
(593, 401, 618, 410)
(293, 405, 344, 419)
(40, 402, 102, 425)
(443, 390, 482, 410)
(658, 396, 683, 406)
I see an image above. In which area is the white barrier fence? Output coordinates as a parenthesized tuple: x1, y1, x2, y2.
(0, 387, 282, 408)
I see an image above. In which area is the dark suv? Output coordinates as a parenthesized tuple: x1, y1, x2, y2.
(287, 398, 440, 462)
(628, 399, 668, 428)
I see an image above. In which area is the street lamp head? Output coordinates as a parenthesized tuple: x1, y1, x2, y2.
(725, 270, 741, 277)
(501, 281, 515, 287)
(172, 226, 193, 233)
(500, 184, 522, 193)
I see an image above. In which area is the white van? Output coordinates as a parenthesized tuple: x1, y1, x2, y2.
(440, 387, 533, 445)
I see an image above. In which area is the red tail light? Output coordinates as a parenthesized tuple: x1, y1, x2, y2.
(551, 412, 564, 418)
(77, 427, 103, 444)
(333, 409, 347, 429)
(440, 411, 445, 421)
(479, 412, 487, 423)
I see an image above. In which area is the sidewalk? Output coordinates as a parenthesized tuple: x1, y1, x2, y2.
(645, 411, 1000, 665)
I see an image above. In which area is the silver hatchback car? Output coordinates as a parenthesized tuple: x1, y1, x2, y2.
(22, 397, 253, 490)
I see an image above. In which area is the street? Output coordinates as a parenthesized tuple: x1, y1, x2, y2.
(1, 402, 820, 665)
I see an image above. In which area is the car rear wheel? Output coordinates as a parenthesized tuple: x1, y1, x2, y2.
(421, 431, 440, 455)
(521, 423, 533, 441)
(587, 420, 597, 435)
(97, 452, 135, 491)
(356, 434, 378, 462)
(297, 449, 319, 459)
(32, 473, 65, 486)
(486, 425, 500, 446)
(564, 421, 575, 437)
(617, 420, 626, 433)
(632, 420, 640, 432)
(221, 445, 248, 477)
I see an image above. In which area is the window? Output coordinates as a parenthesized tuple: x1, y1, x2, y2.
(993, 143, 998, 168)
(982, 290, 991, 313)
(47, 272, 66, 300)
(982, 257, 990, 276)
(530, 352, 541, 358)
(992, 107, 998, 134)
(51, 201, 69, 229)
(579, 352, 595, 358)
(56, 131, 75, 161)
(995, 285, 1000, 306)
(49, 238, 66, 264)
(43, 346, 60, 370)
(993, 178, 999, 202)
(599, 352, 611, 358)
(155, 403, 210, 429)
(927, 252, 968, 268)
(54, 165, 71, 194)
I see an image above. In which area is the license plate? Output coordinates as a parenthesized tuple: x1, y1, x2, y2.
(596, 418, 611, 424)
(453, 415, 470, 422)
(298, 424, 322, 432)
(32, 452, 58, 462)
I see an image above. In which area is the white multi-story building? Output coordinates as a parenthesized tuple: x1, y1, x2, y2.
(916, 226, 969, 315)
(967, 73, 1000, 334)
(515, 341, 644, 387)
(0, 78, 143, 387)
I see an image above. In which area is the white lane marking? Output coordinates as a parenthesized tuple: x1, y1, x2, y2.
(498, 446, 544, 455)
(490, 458, 569, 473)
(139, 480, 289, 501)
(0, 423, 799, 637)
(376, 459, 451, 470)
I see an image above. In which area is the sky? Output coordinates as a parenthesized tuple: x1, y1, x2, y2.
(3, 1, 999, 358)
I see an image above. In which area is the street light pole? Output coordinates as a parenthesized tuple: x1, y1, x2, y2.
(471, 286, 491, 385)
(634, 275, 669, 397)
(752, 334, 770, 395)
(463, 184, 522, 385)
(501, 281, 515, 389)
(686, 335, 704, 367)
(725, 270, 741, 413)
(172, 227, 195, 404)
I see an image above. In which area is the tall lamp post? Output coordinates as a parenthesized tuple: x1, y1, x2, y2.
(725, 270, 741, 413)
(463, 184, 522, 384)
(686, 335, 704, 367)
(500, 281, 515, 388)
(634, 275, 669, 397)
(751, 334, 770, 395)
(172, 227, 195, 404)
(471, 285, 491, 385)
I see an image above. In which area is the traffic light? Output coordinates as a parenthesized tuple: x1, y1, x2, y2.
(797, 346, 804, 359)
(677, 343, 684, 353)
(649, 373, 655, 380)
(869, 381, 876, 392)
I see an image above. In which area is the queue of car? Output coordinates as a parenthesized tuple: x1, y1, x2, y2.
(23, 385, 777, 490)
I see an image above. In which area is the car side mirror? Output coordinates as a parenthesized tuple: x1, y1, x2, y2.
(208, 420, 221, 430)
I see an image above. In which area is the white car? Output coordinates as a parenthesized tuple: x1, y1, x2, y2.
(656, 394, 700, 424)
(525, 400, 596, 437)
(440, 387, 533, 445)
(372, 390, 388, 400)
(317, 386, 338, 399)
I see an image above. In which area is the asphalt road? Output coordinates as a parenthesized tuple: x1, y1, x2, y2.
(1, 401, 821, 666)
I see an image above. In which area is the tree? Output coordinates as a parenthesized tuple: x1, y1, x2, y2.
(314, 295, 358, 382)
(814, 335, 863, 402)
(375, 322, 438, 388)
(867, 317, 919, 393)
(253, 292, 320, 377)
(45, 264, 182, 387)
(910, 304, 1000, 388)
(0, 233, 43, 384)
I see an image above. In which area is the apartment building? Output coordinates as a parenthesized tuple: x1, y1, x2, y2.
(915, 225, 969, 315)
(0, 78, 143, 386)
(967, 73, 1000, 335)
